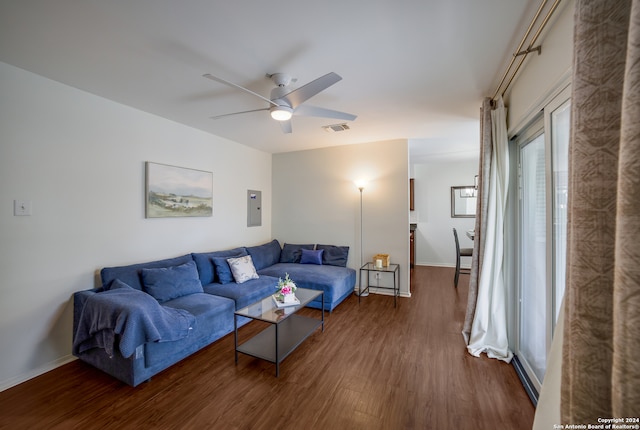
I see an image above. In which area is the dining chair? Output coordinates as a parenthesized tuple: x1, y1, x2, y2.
(453, 228, 473, 287)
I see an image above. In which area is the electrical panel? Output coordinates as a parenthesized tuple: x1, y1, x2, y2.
(247, 190, 261, 227)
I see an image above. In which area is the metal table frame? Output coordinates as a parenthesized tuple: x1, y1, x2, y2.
(358, 262, 400, 307)
(234, 288, 324, 377)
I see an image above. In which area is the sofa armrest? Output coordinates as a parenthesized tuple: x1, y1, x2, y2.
(72, 288, 100, 346)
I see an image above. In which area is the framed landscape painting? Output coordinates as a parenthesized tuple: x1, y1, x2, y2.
(146, 162, 213, 218)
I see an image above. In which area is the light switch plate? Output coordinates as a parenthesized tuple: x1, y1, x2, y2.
(14, 200, 32, 216)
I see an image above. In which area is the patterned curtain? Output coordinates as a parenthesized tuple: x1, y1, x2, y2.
(462, 97, 491, 344)
(562, 0, 640, 421)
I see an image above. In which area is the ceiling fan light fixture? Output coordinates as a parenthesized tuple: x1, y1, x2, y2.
(270, 106, 293, 121)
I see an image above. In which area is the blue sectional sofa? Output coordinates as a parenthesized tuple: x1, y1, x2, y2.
(252, 241, 355, 311)
(72, 240, 355, 386)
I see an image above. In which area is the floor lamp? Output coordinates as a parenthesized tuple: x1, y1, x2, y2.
(357, 183, 369, 296)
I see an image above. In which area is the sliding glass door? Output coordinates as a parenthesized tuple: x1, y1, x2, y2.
(519, 131, 547, 386)
(550, 98, 570, 324)
(513, 87, 570, 396)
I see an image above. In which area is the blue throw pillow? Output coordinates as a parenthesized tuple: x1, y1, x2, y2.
(300, 248, 324, 265)
(316, 244, 350, 267)
(141, 260, 203, 303)
(191, 247, 246, 285)
(212, 252, 246, 284)
(101, 254, 193, 291)
(246, 239, 281, 270)
(280, 243, 315, 263)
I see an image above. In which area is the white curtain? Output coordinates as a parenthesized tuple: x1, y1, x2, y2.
(466, 97, 513, 362)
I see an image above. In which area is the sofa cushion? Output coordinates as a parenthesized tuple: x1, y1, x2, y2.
(280, 243, 315, 263)
(300, 248, 324, 265)
(228, 255, 259, 284)
(102, 278, 131, 292)
(191, 247, 247, 284)
(101, 254, 194, 291)
(246, 239, 281, 271)
(316, 244, 350, 267)
(212, 251, 247, 284)
(202, 275, 279, 309)
(148, 293, 235, 368)
(141, 260, 204, 303)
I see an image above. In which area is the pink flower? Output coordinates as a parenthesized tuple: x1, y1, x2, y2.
(276, 273, 296, 296)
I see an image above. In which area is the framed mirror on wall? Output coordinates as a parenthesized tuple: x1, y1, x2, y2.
(451, 186, 477, 218)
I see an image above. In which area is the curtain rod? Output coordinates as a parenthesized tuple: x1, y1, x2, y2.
(491, 0, 563, 101)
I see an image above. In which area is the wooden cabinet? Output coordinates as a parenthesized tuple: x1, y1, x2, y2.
(410, 178, 415, 211)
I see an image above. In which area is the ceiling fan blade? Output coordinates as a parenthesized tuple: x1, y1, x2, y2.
(203, 73, 278, 107)
(281, 72, 342, 108)
(209, 108, 269, 120)
(294, 104, 357, 121)
(279, 120, 292, 134)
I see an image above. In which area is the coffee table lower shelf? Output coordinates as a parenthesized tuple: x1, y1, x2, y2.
(235, 314, 322, 377)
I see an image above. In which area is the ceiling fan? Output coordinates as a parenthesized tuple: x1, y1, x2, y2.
(202, 72, 357, 133)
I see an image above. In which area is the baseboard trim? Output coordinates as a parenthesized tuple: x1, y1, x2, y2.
(0, 354, 76, 393)
(415, 262, 471, 270)
(368, 288, 411, 298)
(353, 288, 411, 298)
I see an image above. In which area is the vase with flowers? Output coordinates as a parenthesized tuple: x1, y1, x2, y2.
(276, 273, 297, 304)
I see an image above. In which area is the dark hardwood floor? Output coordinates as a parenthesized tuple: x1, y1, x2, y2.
(0, 266, 534, 429)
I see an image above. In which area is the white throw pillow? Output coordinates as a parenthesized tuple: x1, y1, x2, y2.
(227, 255, 259, 284)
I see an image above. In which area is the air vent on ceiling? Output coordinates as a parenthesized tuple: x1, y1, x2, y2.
(322, 123, 350, 133)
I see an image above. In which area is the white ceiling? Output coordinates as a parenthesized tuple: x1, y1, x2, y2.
(0, 1, 536, 158)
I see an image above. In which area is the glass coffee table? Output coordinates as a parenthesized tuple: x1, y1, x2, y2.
(234, 287, 324, 377)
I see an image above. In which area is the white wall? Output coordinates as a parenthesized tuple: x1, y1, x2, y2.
(506, 0, 574, 132)
(0, 61, 273, 390)
(272, 140, 410, 296)
(412, 158, 478, 267)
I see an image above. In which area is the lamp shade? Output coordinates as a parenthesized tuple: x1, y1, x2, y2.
(354, 179, 367, 191)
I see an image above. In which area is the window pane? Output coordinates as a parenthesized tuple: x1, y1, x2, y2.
(552, 100, 570, 323)
(520, 134, 547, 384)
